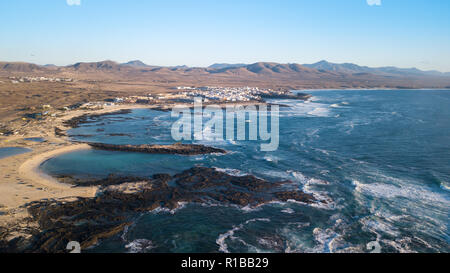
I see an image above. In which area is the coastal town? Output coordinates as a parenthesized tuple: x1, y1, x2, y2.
(0, 86, 310, 137)
(7, 76, 74, 84)
(113, 86, 305, 104)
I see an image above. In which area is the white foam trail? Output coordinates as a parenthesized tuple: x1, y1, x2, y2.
(287, 170, 335, 209)
(359, 217, 401, 237)
(216, 218, 271, 253)
(125, 239, 155, 253)
(281, 213, 362, 253)
(353, 180, 449, 205)
(271, 98, 333, 118)
(214, 167, 247, 177)
(281, 208, 295, 214)
(151, 202, 188, 215)
(440, 181, 450, 192)
(307, 107, 330, 117)
(263, 154, 280, 163)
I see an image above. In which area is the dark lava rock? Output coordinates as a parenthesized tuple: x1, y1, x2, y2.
(56, 174, 154, 187)
(63, 109, 132, 129)
(274, 191, 318, 204)
(1, 167, 320, 253)
(260, 92, 312, 100)
(54, 127, 67, 137)
(88, 142, 227, 155)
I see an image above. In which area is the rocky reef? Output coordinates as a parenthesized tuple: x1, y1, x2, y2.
(260, 92, 312, 100)
(87, 142, 227, 155)
(63, 109, 133, 128)
(1, 167, 322, 253)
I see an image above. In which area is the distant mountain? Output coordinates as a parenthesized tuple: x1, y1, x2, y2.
(69, 60, 122, 71)
(303, 60, 372, 74)
(1, 60, 449, 89)
(374, 66, 444, 77)
(121, 60, 149, 68)
(211, 62, 316, 75)
(171, 65, 189, 69)
(208, 63, 248, 70)
(0, 62, 42, 72)
(304, 60, 447, 77)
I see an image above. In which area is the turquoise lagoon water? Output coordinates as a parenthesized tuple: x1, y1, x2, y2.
(40, 90, 450, 253)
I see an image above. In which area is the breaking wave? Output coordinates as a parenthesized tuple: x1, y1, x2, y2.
(216, 218, 271, 253)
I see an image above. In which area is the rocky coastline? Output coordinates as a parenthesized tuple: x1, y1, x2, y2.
(260, 92, 312, 100)
(63, 109, 133, 128)
(1, 167, 322, 253)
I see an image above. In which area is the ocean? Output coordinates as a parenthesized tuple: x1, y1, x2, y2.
(40, 90, 450, 253)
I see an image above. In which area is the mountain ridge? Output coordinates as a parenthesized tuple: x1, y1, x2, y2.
(1, 59, 448, 75)
(303, 60, 448, 77)
(1, 60, 450, 90)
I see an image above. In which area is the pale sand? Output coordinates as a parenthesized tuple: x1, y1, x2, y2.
(0, 104, 145, 233)
(0, 144, 97, 232)
(18, 144, 95, 191)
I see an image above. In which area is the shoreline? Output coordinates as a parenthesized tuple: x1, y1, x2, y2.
(296, 88, 450, 92)
(0, 104, 150, 235)
(0, 101, 243, 235)
(18, 143, 94, 191)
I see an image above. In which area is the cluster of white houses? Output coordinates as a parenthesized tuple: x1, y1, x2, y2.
(108, 86, 292, 106)
(9, 76, 74, 84)
(174, 86, 278, 102)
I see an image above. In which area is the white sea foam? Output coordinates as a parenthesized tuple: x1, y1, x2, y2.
(214, 167, 247, 177)
(216, 218, 271, 253)
(440, 181, 450, 191)
(125, 239, 155, 253)
(286, 170, 334, 209)
(359, 217, 401, 237)
(306, 128, 320, 138)
(282, 214, 361, 253)
(314, 148, 332, 156)
(239, 204, 262, 213)
(151, 202, 188, 215)
(352, 179, 449, 205)
(307, 107, 330, 117)
(380, 235, 437, 253)
(191, 155, 205, 161)
(281, 208, 295, 214)
(259, 169, 335, 209)
(275, 99, 334, 118)
(263, 154, 280, 163)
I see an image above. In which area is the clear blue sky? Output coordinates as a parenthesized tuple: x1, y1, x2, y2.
(1, 0, 449, 71)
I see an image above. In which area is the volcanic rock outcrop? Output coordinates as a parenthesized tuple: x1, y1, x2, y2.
(87, 142, 227, 155)
(2, 167, 322, 253)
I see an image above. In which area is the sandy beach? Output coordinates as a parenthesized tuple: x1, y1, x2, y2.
(0, 104, 153, 237)
(18, 143, 94, 191)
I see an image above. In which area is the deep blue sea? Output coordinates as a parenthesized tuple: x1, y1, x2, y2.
(41, 90, 450, 253)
